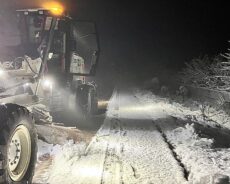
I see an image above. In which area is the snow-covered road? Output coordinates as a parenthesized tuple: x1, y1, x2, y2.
(101, 89, 187, 184)
(33, 88, 230, 184)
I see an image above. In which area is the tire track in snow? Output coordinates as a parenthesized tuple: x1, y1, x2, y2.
(102, 89, 187, 184)
(101, 88, 123, 184)
(101, 120, 125, 184)
(155, 122, 189, 180)
(157, 117, 230, 183)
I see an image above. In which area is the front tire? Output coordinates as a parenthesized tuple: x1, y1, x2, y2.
(76, 85, 98, 117)
(0, 104, 37, 184)
(86, 87, 98, 116)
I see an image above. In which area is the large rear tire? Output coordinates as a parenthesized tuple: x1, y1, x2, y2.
(0, 104, 37, 184)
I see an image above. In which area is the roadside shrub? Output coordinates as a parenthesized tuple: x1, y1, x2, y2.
(180, 55, 230, 91)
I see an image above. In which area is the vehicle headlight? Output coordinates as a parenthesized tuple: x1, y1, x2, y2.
(0, 68, 5, 77)
(42, 79, 53, 91)
(23, 83, 30, 88)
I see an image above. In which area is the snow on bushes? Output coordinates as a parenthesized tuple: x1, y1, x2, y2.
(180, 55, 230, 91)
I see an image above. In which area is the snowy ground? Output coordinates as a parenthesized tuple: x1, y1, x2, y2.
(33, 88, 230, 184)
(134, 89, 230, 183)
(134, 89, 230, 130)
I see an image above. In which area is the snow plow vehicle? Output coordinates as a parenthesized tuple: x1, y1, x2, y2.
(0, 5, 99, 184)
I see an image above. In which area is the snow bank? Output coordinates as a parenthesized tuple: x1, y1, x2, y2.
(34, 140, 87, 184)
(167, 124, 213, 148)
(166, 124, 230, 183)
(37, 139, 62, 160)
(134, 89, 230, 130)
(134, 89, 230, 183)
(48, 140, 87, 184)
(34, 140, 63, 183)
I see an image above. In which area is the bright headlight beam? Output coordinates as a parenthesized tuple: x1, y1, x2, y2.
(42, 78, 53, 92)
(0, 68, 5, 77)
(43, 79, 52, 88)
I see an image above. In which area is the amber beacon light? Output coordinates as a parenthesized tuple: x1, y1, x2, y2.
(42, 1, 65, 16)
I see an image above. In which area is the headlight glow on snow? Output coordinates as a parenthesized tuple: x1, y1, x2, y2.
(120, 105, 154, 111)
(79, 166, 101, 177)
(107, 92, 168, 120)
(118, 104, 161, 115)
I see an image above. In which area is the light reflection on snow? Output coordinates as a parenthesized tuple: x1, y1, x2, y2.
(106, 91, 168, 120)
(107, 103, 167, 120)
(77, 166, 102, 178)
(119, 104, 161, 113)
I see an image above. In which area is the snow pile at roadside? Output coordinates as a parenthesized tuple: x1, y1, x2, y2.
(134, 89, 230, 129)
(37, 139, 62, 160)
(167, 123, 213, 148)
(47, 140, 87, 184)
(34, 139, 87, 184)
(134, 89, 230, 183)
(34, 140, 63, 183)
(165, 124, 230, 183)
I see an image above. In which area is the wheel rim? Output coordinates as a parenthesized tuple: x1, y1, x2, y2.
(7, 123, 32, 181)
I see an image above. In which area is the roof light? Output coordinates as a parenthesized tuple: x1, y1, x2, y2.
(42, 1, 64, 16)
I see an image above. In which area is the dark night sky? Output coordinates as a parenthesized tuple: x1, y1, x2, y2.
(3, 0, 230, 87)
(68, 0, 229, 75)
(6, 0, 230, 75)
(1, 0, 228, 96)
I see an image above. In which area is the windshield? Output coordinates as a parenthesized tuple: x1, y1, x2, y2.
(70, 21, 99, 75)
(0, 10, 21, 47)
